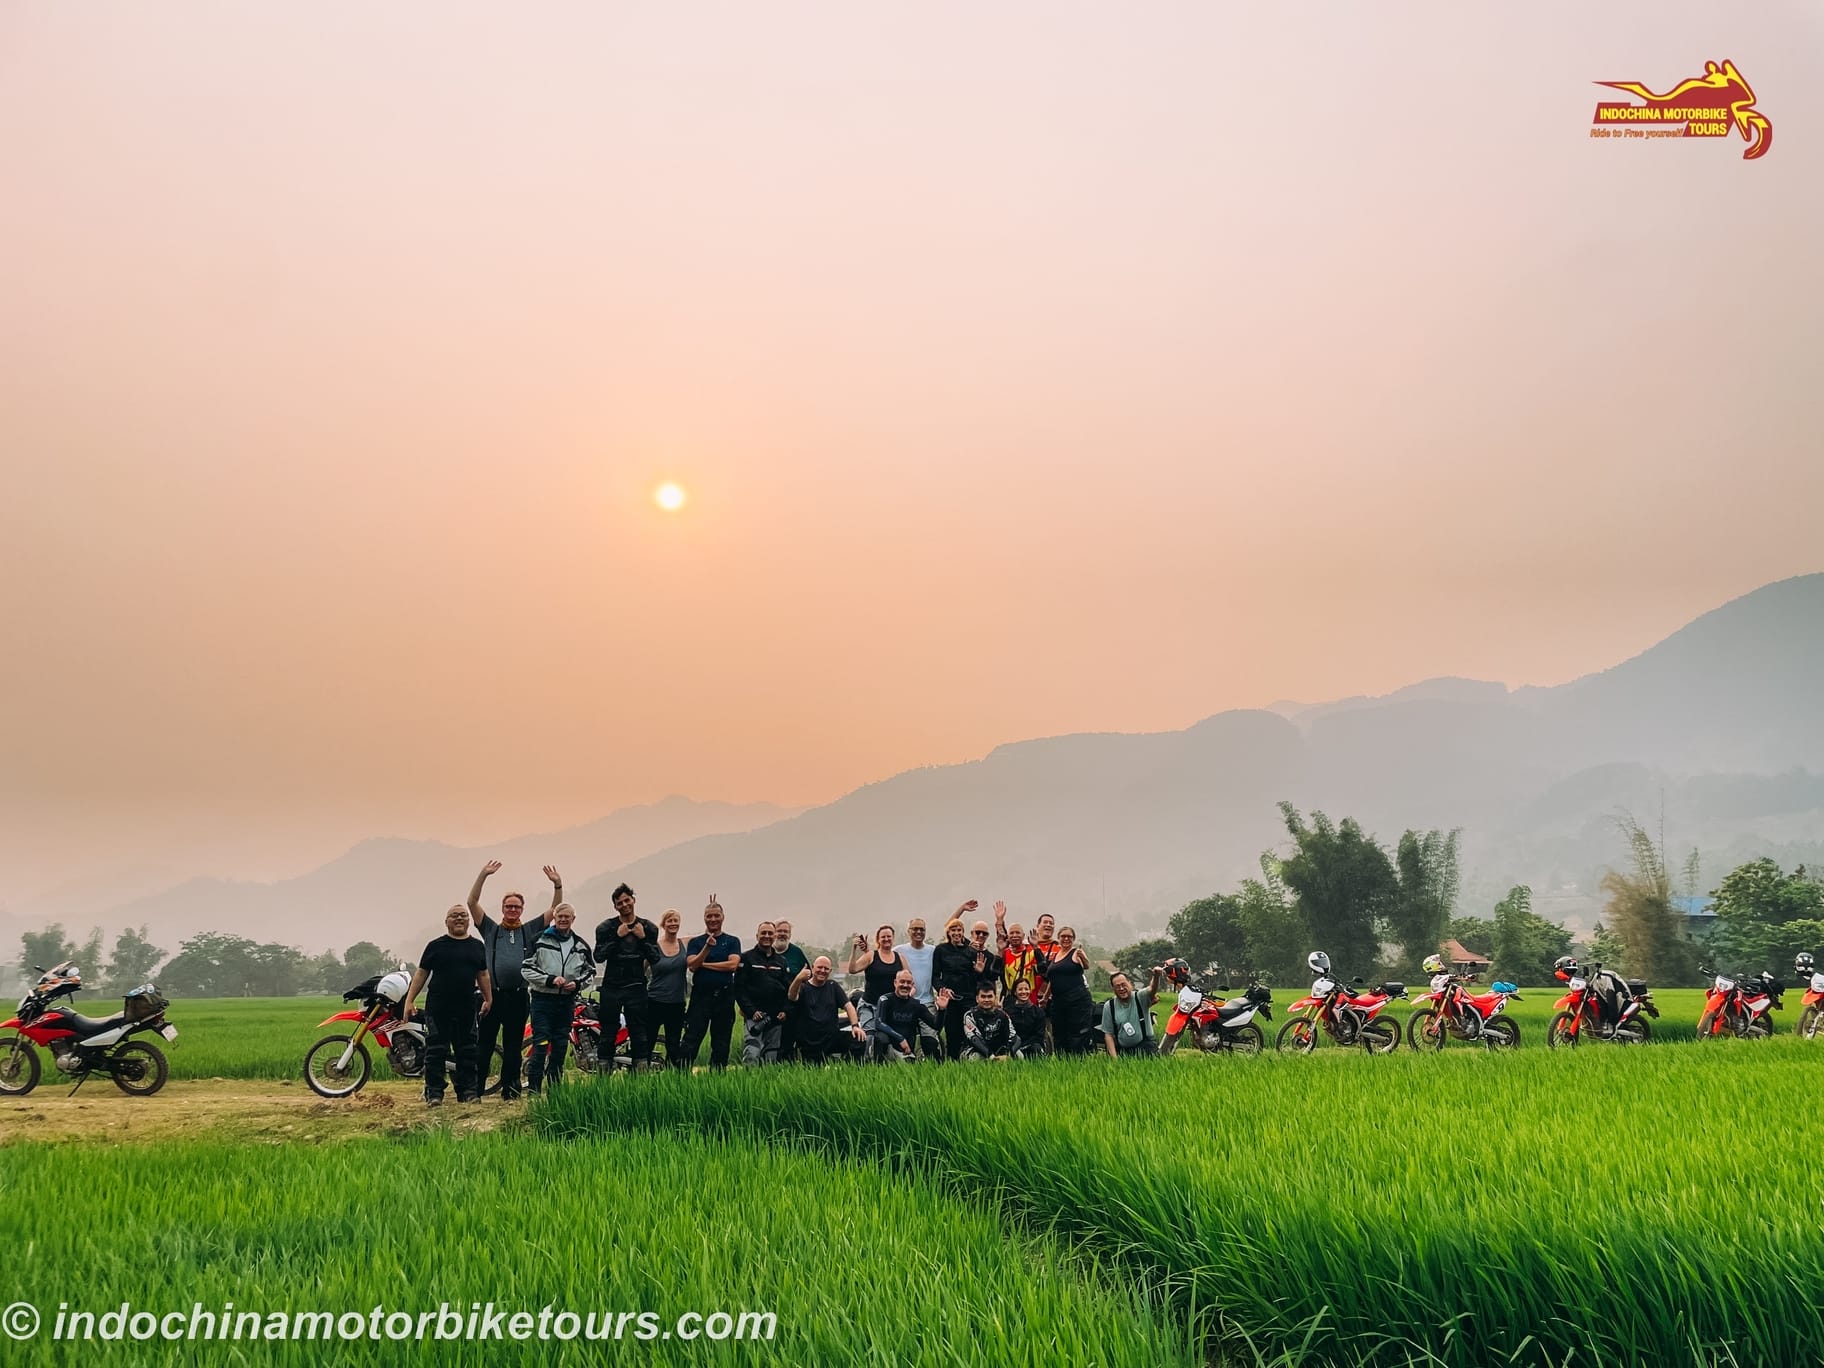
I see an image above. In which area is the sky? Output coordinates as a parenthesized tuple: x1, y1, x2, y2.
(3, 2, 1821, 903)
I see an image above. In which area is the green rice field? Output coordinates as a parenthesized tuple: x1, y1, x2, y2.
(7, 989, 1819, 1366)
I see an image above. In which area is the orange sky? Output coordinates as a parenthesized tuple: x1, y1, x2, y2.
(2, 3, 1821, 901)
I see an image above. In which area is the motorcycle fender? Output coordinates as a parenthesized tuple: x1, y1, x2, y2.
(1288, 995, 1319, 1012)
(1553, 993, 1573, 1010)
(0, 1016, 21, 1030)
(1165, 1009, 1193, 1034)
(317, 1010, 368, 1027)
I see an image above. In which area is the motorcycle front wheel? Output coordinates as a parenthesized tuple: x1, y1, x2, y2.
(1158, 1028, 1183, 1057)
(1546, 1010, 1579, 1049)
(1276, 1018, 1318, 1055)
(1803, 1007, 1824, 1041)
(1407, 1008, 1445, 1052)
(304, 1034, 372, 1098)
(0, 1034, 41, 1096)
(573, 1030, 601, 1074)
(109, 1040, 168, 1096)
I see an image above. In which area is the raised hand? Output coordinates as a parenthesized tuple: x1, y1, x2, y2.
(993, 900, 1007, 921)
(543, 865, 561, 885)
(793, 968, 812, 985)
(482, 860, 503, 877)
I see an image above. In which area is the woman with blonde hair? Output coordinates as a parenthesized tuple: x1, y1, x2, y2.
(931, 917, 979, 1059)
(649, 908, 689, 1066)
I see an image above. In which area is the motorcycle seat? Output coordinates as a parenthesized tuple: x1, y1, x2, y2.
(1215, 999, 1254, 1022)
(65, 1010, 131, 1036)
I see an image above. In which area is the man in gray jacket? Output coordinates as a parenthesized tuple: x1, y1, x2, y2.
(522, 903, 595, 1093)
(468, 861, 561, 1100)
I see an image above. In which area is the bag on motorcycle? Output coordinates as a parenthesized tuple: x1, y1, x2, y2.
(123, 986, 170, 1021)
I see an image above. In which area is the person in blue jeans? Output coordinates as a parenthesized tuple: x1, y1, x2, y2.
(521, 903, 595, 1093)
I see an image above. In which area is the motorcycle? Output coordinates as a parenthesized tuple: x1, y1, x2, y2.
(1159, 974, 1273, 1055)
(1546, 964, 1656, 1048)
(1276, 976, 1406, 1054)
(1408, 974, 1522, 1050)
(303, 969, 423, 1098)
(0, 962, 176, 1097)
(1697, 967, 1783, 1039)
(480, 994, 630, 1093)
(1797, 968, 1824, 1042)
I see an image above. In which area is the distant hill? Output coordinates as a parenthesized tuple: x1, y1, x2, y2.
(56, 574, 1824, 957)
(88, 798, 797, 956)
(578, 575, 1824, 944)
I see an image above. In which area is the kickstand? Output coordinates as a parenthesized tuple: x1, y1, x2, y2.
(68, 1072, 90, 1098)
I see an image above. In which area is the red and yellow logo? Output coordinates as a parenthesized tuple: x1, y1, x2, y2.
(1590, 60, 1771, 160)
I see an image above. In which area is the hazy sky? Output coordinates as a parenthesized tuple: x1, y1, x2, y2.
(3, 3, 1821, 899)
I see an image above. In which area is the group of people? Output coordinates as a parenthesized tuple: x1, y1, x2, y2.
(400, 864, 1165, 1104)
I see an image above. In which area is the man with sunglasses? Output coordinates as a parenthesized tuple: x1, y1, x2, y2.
(467, 860, 560, 1100)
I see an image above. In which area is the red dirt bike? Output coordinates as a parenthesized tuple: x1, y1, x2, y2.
(1158, 973, 1273, 1055)
(1276, 976, 1406, 1054)
(303, 970, 426, 1098)
(480, 995, 630, 1093)
(1697, 967, 1783, 1040)
(1546, 964, 1656, 1048)
(0, 962, 175, 1097)
(1408, 974, 1522, 1050)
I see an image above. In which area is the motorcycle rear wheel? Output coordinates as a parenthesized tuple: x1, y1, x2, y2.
(1480, 1018, 1520, 1050)
(574, 1031, 601, 1074)
(1360, 1019, 1400, 1054)
(1275, 1018, 1318, 1055)
(0, 1034, 41, 1096)
(1801, 1006, 1823, 1041)
(1613, 1017, 1651, 1045)
(1546, 1010, 1578, 1049)
(304, 1034, 372, 1098)
(110, 1040, 168, 1096)
(1222, 1022, 1264, 1056)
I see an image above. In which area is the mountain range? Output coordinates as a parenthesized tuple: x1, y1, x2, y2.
(25, 574, 1824, 957)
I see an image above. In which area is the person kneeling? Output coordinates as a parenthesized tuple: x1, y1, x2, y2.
(872, 972, 949, 1062)
(1100, 971, 1160, 1057)
(787, 957, 866, 1064)
(961, 983, 1022, 1061)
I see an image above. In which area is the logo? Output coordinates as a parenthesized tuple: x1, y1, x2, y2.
(1590, 59, 1771, 160)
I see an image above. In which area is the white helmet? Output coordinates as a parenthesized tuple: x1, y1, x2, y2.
(376, 970, 411, 1004)
(1307, 951, 1331, 976)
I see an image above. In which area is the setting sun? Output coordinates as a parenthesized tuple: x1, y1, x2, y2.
(654, 482, 687, 512)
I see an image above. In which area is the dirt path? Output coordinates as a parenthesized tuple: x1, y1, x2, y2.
(0, 1078, 529, 1146)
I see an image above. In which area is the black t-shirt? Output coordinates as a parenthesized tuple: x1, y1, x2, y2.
(420, 935, 487, 1016)
(792, 979, 850, 1046)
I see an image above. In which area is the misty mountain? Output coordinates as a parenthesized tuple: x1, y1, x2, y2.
(578, 574, 1824, 944)
(85, 798, 797, 957)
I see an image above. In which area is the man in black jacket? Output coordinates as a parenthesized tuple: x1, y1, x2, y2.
(872, 970, 951, 1061)
(467, 860, 560, 1100)
(736, 921, 791, 1065)
(594, 883, 661, 1068)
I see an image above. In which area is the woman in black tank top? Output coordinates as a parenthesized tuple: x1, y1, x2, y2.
(848, 924, 908, 1003)
(1039, 927, 1095, 1054)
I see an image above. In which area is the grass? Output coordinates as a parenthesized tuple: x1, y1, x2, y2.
(11, 1130, 1196, 1367)
(537, 1038, 1824, 1367)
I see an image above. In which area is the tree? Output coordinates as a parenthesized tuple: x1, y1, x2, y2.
(306, 950, 345, 995)
(1168, 896, 1250, 975)
(18, 924, 104, 979)
(342, 941, 397, 982)
(1586, 920, 1627, 967)
(1275, 802, 1395, 975)
(104, 926, 166, 993)
(1385, 828, 1461, 974)
(1111, 937, 1175, 976)
(1233, 869, 1306, 983)
(1600, 814, 1703, 985)
(1488, 885, 1573, 985)
(1446, 916, 1496, 956)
